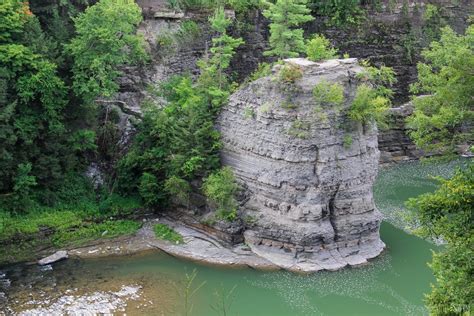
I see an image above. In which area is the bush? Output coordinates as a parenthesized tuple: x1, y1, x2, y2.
(164, 176, 191, 206)
(249, 62, 272, 81)
(306, 35, 338, 62)
(348, 84, 389, 126)
(309, 0, 365, 26)
(343, 134, 353, 149)
(139, 173, 161, 206)
(312, 80, 345, 107)
(288, 119, 311, 139)
(153, 223, 184, 244)
(279, 63, 303, 84)
(357, 61, 397, 99)
(203, 167, 238, 221)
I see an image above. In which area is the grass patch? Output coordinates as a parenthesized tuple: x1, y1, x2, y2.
(153, 223, 184, 244)
(51, 220, 141, 247)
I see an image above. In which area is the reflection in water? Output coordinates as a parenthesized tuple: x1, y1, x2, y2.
(1, 160, 459, 315)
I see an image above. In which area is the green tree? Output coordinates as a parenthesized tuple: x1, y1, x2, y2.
(407, 165, 473, 314)
(118, 8, 244, 209)
(199, 7, 244, 89)
(406, 24, 474, 315)
(263, 0, 314, 59)
(407, 25, 473, 155)
(306, 34, 337, 61)
(66, 0, 148, 104)
(0, 1, 70, 203)
(203, 167, 239, 221)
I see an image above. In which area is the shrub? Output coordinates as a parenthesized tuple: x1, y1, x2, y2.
(164, 176, 191, 206)
(306, 35, 338, 62)
(51, 220, 140, 247)
(139, 173, 161, 206)
(343, 134, 353, 149)
(243, 107, 255, 119)
(312, 80, 344, 107)
(153, 223, 184, 244)
(250, 62, 272, 81)
(203, 167, 238, 221)
(348, 84, 389, 126)
(279, 63, 303, 84)
(288, 119, 311, 139)
(309, 0, 365, 26)
(357, 61, 397, 99)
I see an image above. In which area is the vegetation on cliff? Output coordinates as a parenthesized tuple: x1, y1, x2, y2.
(407, 25, 473, 156)
(262, 0, 314, 58)
(117, 7, 243, 214)
(407, 24, 473, 315)
(0, 0, 147, 262)
(0, 1, 472, 314)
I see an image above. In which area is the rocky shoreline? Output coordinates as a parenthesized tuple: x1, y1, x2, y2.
(66, 216, 383, 273)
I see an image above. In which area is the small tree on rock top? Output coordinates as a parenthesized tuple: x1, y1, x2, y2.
(263, 0, 314, 59)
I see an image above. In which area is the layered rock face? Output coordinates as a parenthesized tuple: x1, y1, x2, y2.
(217, 58, 385, 272)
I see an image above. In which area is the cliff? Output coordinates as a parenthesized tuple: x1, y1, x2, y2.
(217, 58, 385, 272)
(112, 0, 472, 166)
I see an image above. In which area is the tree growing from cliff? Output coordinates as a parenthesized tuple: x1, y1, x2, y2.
(406, 165, 473, 314)
(407, 25, 473, 156)
(262, 0, 314, 59)
(198, 7, 244, 90)
(406, 24, 474, 315)
(118, 8, 244, 210)
(66, 0, 148, 104)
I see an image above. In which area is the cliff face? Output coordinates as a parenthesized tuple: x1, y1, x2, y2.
(113, 0, 471, 166)
(217, 58, 385, 272)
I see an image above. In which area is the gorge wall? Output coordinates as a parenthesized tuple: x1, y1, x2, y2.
(116, 0, 472, 165)
(217, 59, 385, 271)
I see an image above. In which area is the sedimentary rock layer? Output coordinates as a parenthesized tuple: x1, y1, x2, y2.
(218, 58, 385, 272)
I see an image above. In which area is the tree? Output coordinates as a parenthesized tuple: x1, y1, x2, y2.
(406, 24, 474, 315)
(203, 167, 239, 221)
(0, 1, 69, 205)
(407, 165, 473, 314)
(118, 8, 244, 208)
(407, 25, 473, 155)
(262, 0, 314, 59)
(306, 34, 337, 61)
(66, 0, 148, 104)
(199, 7, 244, 89)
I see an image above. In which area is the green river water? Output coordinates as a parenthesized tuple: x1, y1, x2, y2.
(1, 160, 465, 315)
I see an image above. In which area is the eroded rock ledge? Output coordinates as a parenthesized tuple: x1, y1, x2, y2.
(217, 58, 385, 272)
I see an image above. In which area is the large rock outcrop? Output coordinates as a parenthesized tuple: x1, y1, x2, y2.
(217, 58, 385, 272)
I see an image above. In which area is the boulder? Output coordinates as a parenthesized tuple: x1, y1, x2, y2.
(38, 251, 68, 266)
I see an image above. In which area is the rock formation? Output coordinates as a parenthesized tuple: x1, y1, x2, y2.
(217, 58, 385, 272)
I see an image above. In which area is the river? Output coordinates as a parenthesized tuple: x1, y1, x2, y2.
(1, 160, 464, 315)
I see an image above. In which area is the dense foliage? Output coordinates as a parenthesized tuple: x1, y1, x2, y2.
(1, 0, 71, 210)
(203, 167, 239, 221)
(405, 24, 474, 315)
(262, 0, 314, 58)
(407, 25, 473, 155)
(118, 8, 242, 216)
(67, 0, 148, 104)
(407, 165, 473, 314)
(0, 0, 147, 261)
(308, 0, 365, 26)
